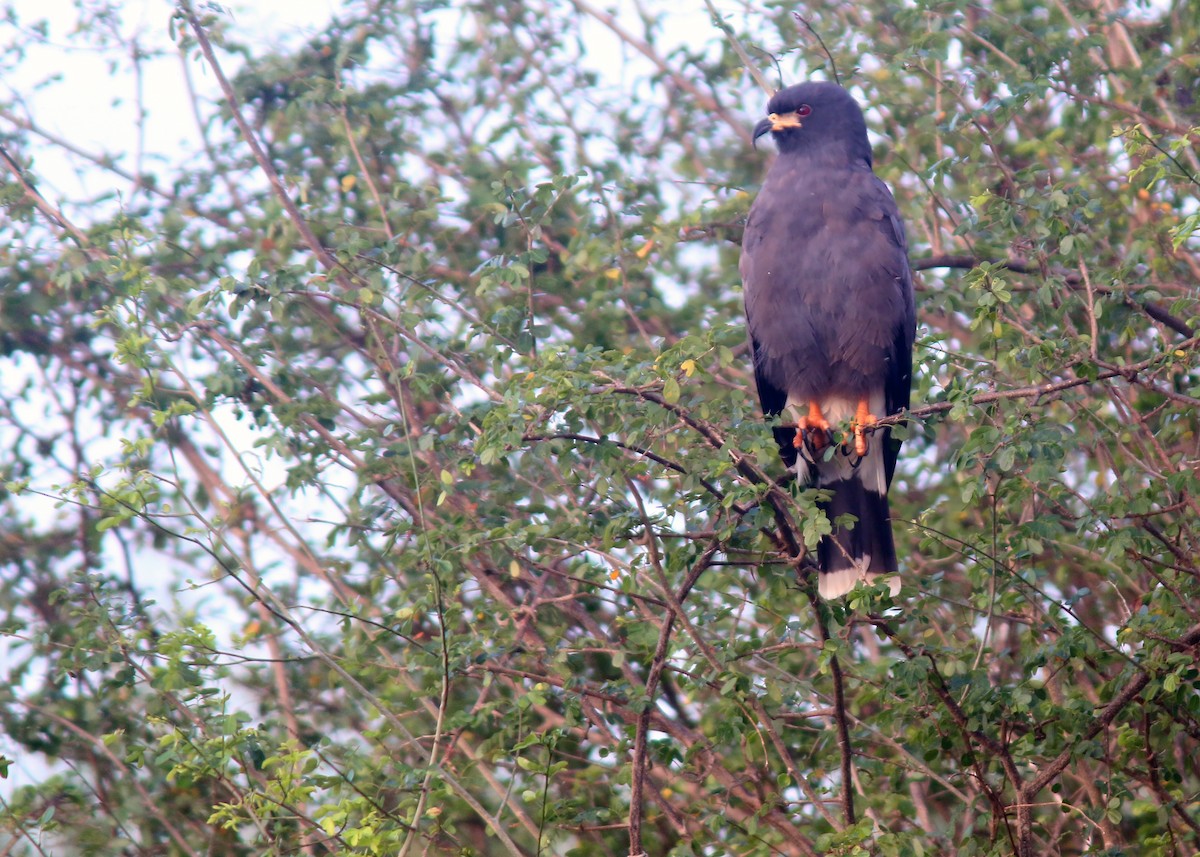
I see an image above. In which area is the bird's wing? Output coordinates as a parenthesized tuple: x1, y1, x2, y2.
(868, 176, 917, 488)
(743, 165, 911, 393)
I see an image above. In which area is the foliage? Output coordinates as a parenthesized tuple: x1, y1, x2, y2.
(0, 0, 1198, 855)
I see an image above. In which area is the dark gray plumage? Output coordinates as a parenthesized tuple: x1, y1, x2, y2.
(741, 81, 915, 599)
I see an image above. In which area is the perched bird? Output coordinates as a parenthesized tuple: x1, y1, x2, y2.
(741, 81, 915, 599)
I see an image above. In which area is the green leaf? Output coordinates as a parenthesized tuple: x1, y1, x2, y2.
(662, 377, 680, 404)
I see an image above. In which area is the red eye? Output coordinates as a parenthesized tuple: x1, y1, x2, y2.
(797, 104, 813, 117)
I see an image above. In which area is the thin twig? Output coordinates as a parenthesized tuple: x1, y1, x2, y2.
(627, 482, 722, 853)
(805, 592, 855, 828)
(569, 0, 752, 146)
(793, 13, 840, 86)
(0, 143, 101, 256)
(182, 4, 343, 278)
(703, 0, 773, 96)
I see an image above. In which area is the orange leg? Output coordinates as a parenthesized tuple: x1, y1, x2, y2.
(851, 397, 879, 457)
(792, 401, 831, 453)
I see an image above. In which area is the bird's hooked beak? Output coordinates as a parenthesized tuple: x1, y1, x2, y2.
(752, 111, 804, 148)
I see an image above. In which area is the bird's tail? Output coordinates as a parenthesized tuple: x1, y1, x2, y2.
(812, 448, 900, 600)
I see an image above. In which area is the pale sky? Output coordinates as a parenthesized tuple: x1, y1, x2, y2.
(6, 0, 341, 200)
(7, 0, 738, 204)
(0, 0, 748, 797)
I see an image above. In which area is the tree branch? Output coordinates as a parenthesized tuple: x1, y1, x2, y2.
(913, 254, 1196, 338)
(183, 5, 344, 279)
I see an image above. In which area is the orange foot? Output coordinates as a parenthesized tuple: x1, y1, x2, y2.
(792, 401, 831, 454)
(850, 397, 879, 457)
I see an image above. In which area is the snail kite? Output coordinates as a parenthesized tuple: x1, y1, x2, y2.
(741, 81, 915, 599)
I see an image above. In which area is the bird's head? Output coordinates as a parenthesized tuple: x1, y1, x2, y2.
(752, 81, 872, 164)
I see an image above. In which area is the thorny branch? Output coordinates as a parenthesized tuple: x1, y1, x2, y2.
(4, 3, 1200, 855)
